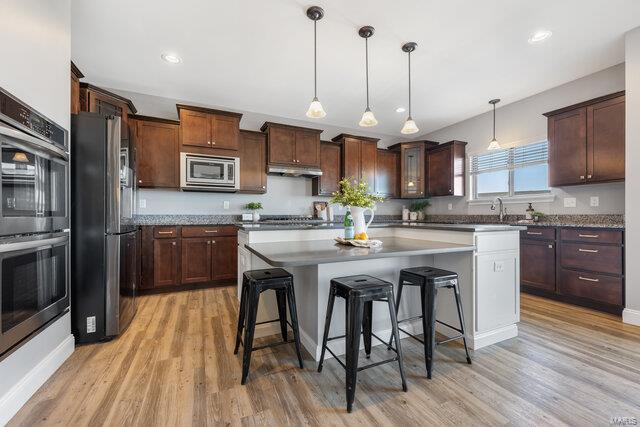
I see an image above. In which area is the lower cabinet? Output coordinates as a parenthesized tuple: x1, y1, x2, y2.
(142, 225, 237, 291)
(520, 228, 556, 292)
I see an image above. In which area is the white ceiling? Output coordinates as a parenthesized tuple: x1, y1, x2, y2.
(71, 0, 640, 139)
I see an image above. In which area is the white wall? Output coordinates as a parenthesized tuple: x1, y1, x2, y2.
(0, 0, 74, 424)
(422, 64, 626, 216)
(624, 27, 640, 326)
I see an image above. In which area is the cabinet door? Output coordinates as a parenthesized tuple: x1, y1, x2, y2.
(313, 143, 341, 196)
(520, 239, 556, 292)
(70, 73, 80, 114)
(400, 144, 425, 198)
(548, 108, 587, 186)
(587, 96, 625, 183)
(153, 239, 179, 287)
(360, 141, 377, 192)
(269, 127, 296, 164)
(375, 150, 399, 198)
(181, 238, 212, 284)
(427, 147, 452, 196)
(212, 236, 237, 281)
(136, 121, 179, 188)
(342, 138, 361, 182)
(212, 115, 239, 150)
(91, 93, 129, 140)
(239, 131, 267, 193)
(295, 130, 320, 167)
(180, 109, 211, 148)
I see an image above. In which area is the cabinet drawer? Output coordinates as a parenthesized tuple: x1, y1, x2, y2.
(560, 242, 622, 275)
(181, 225, 236, 238)
(154, 226, 178, 239)
(560, 228, 622, 244)
(520, 227, 555, 241)
(558, 268, 622, 306)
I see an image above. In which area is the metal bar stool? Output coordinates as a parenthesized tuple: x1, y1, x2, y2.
(233, 268, 304, 385)
(318, 275, 407, 413)
(388, 266, 471, 379)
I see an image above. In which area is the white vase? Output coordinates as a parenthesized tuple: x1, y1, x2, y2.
(417, 211, 425, 221)
(409, 212, 418, 221)
(350, 206, 375, 236)
(252, 211, 260, 222)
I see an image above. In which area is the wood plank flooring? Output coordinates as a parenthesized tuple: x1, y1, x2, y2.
(9, 288, 640, 426)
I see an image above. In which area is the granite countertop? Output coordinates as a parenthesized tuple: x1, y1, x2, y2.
(238, 222, 525, 233)
(244, 237, 476, 267)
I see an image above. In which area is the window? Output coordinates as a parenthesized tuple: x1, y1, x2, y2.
(470, 141, 549, 200)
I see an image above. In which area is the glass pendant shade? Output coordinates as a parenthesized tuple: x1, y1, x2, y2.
(12, 152, 29, 162)
(400, 117, 419, 134)
(359, 108, 378, 127)
(306, 97, 326, 118)
(487, 138, 501, 150)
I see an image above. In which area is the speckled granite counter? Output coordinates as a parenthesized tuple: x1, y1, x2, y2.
(133, 215, 238, 225)
(238, 222, 525, 232)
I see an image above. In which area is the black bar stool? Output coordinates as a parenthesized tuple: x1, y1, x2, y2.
(388, 266, 471, 379)
(233, 268, 304, 385)
(318, 275, 407, 413)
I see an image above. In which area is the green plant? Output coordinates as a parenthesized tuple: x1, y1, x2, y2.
(409, 199, 431, 212)
(330, 178, 384, 208)
(532, 211, 545, 220)
(245, 202, 263, 211)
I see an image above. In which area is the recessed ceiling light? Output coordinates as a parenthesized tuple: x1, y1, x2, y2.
(161, 53, 182, 64)
(395, 107, 406, 113)
(528, 29, 552, 44)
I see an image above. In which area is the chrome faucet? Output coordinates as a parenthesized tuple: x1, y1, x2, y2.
(490, 197, 507, 222)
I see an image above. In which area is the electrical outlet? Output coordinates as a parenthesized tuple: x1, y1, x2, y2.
(139, 198, 146, 209)
(86, 316, 96, 333)
(223, 201, 230, 210)
(563, 197, 576, 208)
(590, 196, 599, 207)
(448, 203, 453, 211)
(494, 261, 505, 273)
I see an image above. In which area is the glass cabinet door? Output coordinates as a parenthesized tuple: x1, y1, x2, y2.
(402, 145, 424, 197)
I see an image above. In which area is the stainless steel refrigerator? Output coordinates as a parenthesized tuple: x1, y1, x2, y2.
(70, 112, 138, 344)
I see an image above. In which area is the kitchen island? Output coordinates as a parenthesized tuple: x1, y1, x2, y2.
(238, 223, 525, 361)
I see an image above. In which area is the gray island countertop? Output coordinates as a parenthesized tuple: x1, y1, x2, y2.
(244, 237, 476, 267)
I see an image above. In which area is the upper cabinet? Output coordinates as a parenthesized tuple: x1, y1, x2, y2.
(388, 140, 438, 199)
(131, 116, 180, 188)
(261, 122, 322, 168)
(312, 141, 342, 196)
(544, 92, 625, 187)
(375, 149, 400, 198)
(332, 134, 379, 192)
(239, 130, 267, 193)
(70, 62, 83, 114)
(177, 104, 242, 153)
(426, 141, 467, 197)
(79, 83, 137, 141)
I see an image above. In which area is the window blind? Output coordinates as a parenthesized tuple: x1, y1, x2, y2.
(514, 141, 548, 167)
(470, 141, 548, 174)
(470, 149, 510, 174)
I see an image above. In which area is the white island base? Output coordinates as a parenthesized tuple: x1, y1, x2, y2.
(237, 226, 520, 361)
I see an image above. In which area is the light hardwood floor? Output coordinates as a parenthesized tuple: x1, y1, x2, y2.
(9, 287, 640, 426)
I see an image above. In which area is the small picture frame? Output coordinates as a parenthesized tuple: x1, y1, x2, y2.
(313, 201, 328, 220)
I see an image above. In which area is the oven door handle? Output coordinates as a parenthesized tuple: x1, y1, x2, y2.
(0, 123, 68, 161)
(0, 235, 67, 253)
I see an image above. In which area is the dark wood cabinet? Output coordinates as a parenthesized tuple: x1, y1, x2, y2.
(132, 116, 180, 188)
(332, 134, 379, 192)
(212, 236, 237, 280)
(388, 140, 438, 199)
(545, 92, 625, 187)
(521, 226, 624, 314)
(375, 149, 399, 198)
(426, 141, 467, 197)
(261, 122, 322, 168)
(181, 238, 212, 284)
(153, 239, 180, 288)
(70, 62, 83, 114)
(177, 104, 242, 153)
(239, 130, 267, 193)
(313, 141, 341, 196)
(79, 83, 136, 141)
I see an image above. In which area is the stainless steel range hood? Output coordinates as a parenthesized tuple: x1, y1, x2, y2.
(268, 165, 323, 177)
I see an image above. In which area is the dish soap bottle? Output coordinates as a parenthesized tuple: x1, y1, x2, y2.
(344, 208, 355, 240)
(525, 203, 534, 220)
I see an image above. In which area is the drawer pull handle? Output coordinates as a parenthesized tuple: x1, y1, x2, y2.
(211, 240, 216, 244)
(578, 276, 599, 283)
(578, 248, 599, 253)
(578, 234, 599, 238)
(157, 231, 174, 235)
(204, 230, 218, 233)
(527, 232, 543, 235)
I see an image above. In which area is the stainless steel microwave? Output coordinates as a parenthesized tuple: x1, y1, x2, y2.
(180, 153, 239, 192)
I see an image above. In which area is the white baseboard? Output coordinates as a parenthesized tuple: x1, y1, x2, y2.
(0, 334, 74, 426)
(623, 308, 640, 326)
(470, 324, 518, 350)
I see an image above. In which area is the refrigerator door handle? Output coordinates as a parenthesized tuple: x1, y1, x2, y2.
(105, 117, 122, 234)
(105, 233, 120, 336)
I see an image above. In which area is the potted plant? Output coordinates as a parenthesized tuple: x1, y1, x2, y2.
(331, 179, 384, 239)
(245, 202, 263, 222)
(409, 199, 431, 221)
(532, 211, 545, 223)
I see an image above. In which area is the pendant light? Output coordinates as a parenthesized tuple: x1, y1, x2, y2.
(487, 98, 501, 150)
(305, 6, 326, 118)
(358, 26, 378, 127)
(400, 42, 419, 134)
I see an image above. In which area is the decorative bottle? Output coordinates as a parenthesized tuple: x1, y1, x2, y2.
(344, 208, 355, 240)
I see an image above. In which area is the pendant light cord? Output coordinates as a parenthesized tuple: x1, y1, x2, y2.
(365, 37, 370, 109)
(314, 19, 318, 99)
(408, 50, 412, 117)
(493, 103, 496, 140)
